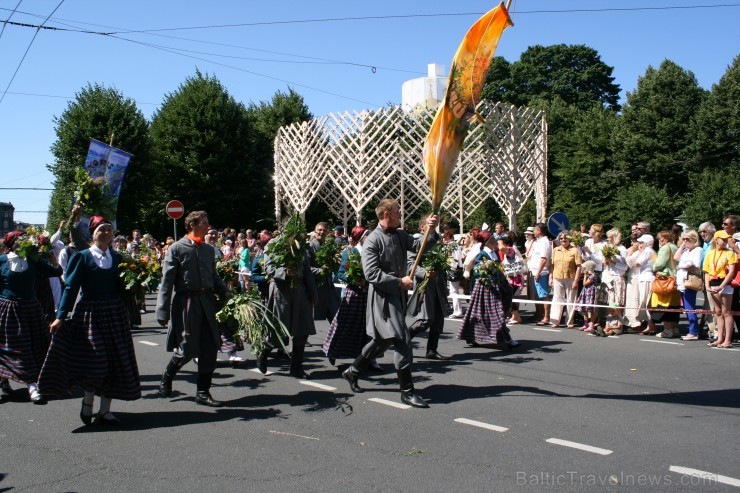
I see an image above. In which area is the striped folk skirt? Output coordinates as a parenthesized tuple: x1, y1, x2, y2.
(323, 284, 369, 360)
(456, 282, 510, 345)
(0, 298, 51, 384)
(38, 298, 141, 401)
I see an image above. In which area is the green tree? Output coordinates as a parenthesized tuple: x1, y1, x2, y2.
(46, 84, 150, 232)
(613, 183, 675, 232)
(483, 44, 621, 111)
(149, 70, 254, 233)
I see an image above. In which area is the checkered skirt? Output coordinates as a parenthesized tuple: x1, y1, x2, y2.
(322, 283, 369, 359)
(456, 281, 509, 345)
(38, 298, 141, 400)
(0, 298, 51, 384)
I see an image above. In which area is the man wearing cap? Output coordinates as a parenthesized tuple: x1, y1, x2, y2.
(156, 211, 229, 407)
(341, 198, 439, 408)
(308, 222, 341, 323)
(524, 226, 544, 323)
(334, 225, 347, 247)
(205, 228, 223, 260)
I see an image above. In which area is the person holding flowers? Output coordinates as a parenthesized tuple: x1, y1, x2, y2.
(322, 225, 376, 366)
(39, 216, 140, 425)
(260, 215, 318, 379)
(340, 199, 438, 408)
(601, 228, 628, 316)
(456, 231, 517, 348)
(0, 230, 62, 404)
(155, 211, 228, 407)
(308, 221, 341, 324)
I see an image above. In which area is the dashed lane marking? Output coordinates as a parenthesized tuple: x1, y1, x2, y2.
(137, 341, 158, 346)
(546, 438, 613, 456)
(669, 466, 740, 487)
(299, 381, 337, 391)
(249, 368, 274, 376)
(640, 339, 684, 346)
(532, 327, 561, 333)
(454, 418, 508, 432)
(367, 397, 411, 410)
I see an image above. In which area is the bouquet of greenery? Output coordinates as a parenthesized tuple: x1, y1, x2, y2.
(216, 288, 291, 357)
(344, 249, 365, 285)
(216, 257, 240, 289)
(14, 227, 52, 262)
(570, 231, 585, 247)
(266, 215, 307, 287)
(314, 238, 341, 285)
(474, 257, 505, 288)
(601, 243, 620, 263)
(417, 243, 454, 294)
(72, 167, 114, 217)
(118, 250, 162, 293)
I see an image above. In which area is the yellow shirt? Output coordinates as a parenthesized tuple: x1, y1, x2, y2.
(702, 248, 737, 278)
(552, 245, 583, 279)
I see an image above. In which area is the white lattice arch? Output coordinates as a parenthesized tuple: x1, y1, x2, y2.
(274, 101, 547, 232)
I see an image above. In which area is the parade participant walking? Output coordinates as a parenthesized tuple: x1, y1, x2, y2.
(341, 199, 438, 408)
(0, 231, 62, 404)
(156, 211, 229, 407)
(308, 222, 340, 323)
(39, 217, 140, 425)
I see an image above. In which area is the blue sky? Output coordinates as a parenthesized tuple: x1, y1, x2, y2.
(1, 0, 738, 226)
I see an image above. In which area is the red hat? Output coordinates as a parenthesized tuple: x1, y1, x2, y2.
(88, 215, 112, 237)
(350, 225, 368, 243)
(478, 230, 492, 244)
(3, 230, 24, 249)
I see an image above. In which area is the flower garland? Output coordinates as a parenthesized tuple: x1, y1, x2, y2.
(344, 249, 365, 285)
(14, 227, 52, 262)
(418, 243, 455, 294)
(118, 247, 162, 293)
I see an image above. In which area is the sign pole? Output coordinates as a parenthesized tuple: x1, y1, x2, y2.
(173, 219, 177, 240)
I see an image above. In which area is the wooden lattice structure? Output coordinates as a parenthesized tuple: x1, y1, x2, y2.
(274, 101, 547, 232)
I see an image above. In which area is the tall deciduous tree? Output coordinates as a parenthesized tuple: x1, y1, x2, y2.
(46, 84, 150, 232)
(149, 70, 253, 233)
(613, 60, 707, 230)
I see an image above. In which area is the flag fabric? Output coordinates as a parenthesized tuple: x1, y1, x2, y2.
(423, 2, 513, 213)
(81, 138, 132, 236)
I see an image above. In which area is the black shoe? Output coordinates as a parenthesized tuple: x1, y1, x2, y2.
(256, 353, 268, 374)
(96, 412, 121, 426)
(80, 401, 95, 425)
(0, 381, 11, 401)
(465, 340, 480, 347)
(425, 350, 449, 360)
(401, 391, 429, 408)
(328, 358, 336, 366)
(195, 391, 224, 407)
(30, 392, 47, 405)
(159, 370, 173, 397)
(289, 368, 310, 380)
(341, 367, 364, 393)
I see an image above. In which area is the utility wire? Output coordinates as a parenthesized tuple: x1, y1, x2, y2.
(0, 0, 65, 107)
(0, 0, 23, 39)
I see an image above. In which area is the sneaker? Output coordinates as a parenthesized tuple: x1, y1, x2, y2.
(656, 331, 674, 339)
(449, 313, 463, 319)
(229, 355, 245, 362)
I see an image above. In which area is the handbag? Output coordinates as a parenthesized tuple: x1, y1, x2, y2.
(446, 266, 464, 282)
(651, 248, 677, 295)
(684, 271, 703, 291)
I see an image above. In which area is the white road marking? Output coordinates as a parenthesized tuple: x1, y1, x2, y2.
(669, 466, 740, 487)
(249, 368, 273, 376)
(640, 339, 684, 346)
(532, 327, 561, 332)
(712, 347, 740, 352)
(546, 438, 613, 456)
(368, 397, 411, 410)
(607, 335, 620, 338)
(270, 430, 319, 441)
(137, 341, 158, 346)
(454, 418, 508, 432)
(299, 381, 337, 391)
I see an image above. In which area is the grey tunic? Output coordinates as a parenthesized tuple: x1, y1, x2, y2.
(265, 250, 318, 339)
(307, 238, 340, 321)
(406, 252, 447, 335)
(155, 237, 228, 356)
(362, 225, 437, 340)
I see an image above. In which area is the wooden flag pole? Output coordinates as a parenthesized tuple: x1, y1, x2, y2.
(407, 215, 436, 278)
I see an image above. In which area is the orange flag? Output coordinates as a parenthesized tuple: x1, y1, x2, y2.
(423, 3, 513, 213)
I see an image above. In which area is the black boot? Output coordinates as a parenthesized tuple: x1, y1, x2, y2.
(194, 373, 223, 407)
(159, 354, 188, 397)
(341, 364, 364, 393)
(289, 341, 310, 380)
(425, 331, 448, 360)
(397, 367, 429, 408)
(256, 348, 272, 375)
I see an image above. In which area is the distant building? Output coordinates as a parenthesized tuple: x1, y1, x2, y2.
(401, 63, 447, 112)
(0, 202, 14, 237)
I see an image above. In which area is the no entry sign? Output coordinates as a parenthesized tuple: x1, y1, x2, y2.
(166, 200, 184, 220)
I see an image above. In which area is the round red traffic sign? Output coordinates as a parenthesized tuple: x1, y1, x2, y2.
(166, 200, 184, 220)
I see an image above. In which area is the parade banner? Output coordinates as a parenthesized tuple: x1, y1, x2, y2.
(423, 2, 513, 213)
(80, 138, 132, 236)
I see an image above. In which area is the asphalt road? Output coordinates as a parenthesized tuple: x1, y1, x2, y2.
(2, 295, 739, 492)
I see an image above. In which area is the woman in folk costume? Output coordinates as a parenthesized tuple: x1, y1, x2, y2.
(39, 216, 141, 426)
(0, 231, 62, 404)
(322, 226, 378, 366)
(456, 231, 518, 349)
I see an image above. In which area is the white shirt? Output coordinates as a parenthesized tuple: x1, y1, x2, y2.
(6, 252, 28, 273)
(676, 246, 702, 291)
(584, 238, 606, 271)
(529, 236, 551, 275)
(89, 245, 112, 269)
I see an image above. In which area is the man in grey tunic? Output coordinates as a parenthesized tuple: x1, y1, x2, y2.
(156, 211, 229, 407)
(341, 198, 438, 408)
